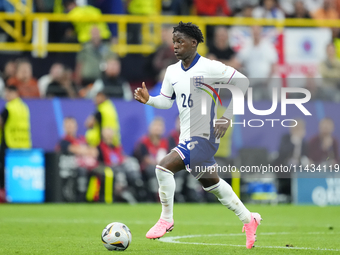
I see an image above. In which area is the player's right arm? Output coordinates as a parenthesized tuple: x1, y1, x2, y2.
(134, 82, 150, 104)
(134, 67, 175, 109)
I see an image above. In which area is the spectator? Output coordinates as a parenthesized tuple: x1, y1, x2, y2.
(0, 61, 12, 97)
(193, 0, 232, 42)
(233, 4, 256, 37)
(301, 72, 324, 100)
(90, 0, 125, 43)
(133, 117, 168, 201)
(59, 117, 97, 159)
(38, 63, 65, 97)
(161, 0, 192, 15)
(2, 60, 16, 83)
(0, 86, 32, 203)
(0, 0, 25, 12)
(194, 0, 231, 16)
(237, 26, 278, 100)
(85, 91, 121, 148)
(235, 3, 255, 17)
(207, 26, 240, 69)
(63, 0, 111, 44)
(275, 119, 308, 167)
(278, 0, 295, 16)
(228, 0, 256, 15)
(57, 117, 97, 202)
(46, 66, 77, 98)
(252, 0, 285, 19)
(336, 0, 340, 17)
(319, 43, 340, 101)
(152, 24, 178, 77)
(304, 0, 324, 14)
(64, 67, 78, 95)
(96, 127, 144, 203)
(126, 0, 159, 44)
(6, 59, 40, 98)
(127, 0, 158, 15)
(308, 118, 339, 166)
(75, 27, 116, 88)
(35, 0, 55, 12)
(312, 0, 339, 19)
(274, 119, 308, 199)
(287, 1, 312, 18)
(87, 57, 132, 100)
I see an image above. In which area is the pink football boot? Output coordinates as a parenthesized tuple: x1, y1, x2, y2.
(146, 219, 174, 239)
(242, 213, 262, 249)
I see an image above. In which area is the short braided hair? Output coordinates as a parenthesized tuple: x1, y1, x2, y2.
(173, 22, 204, 45)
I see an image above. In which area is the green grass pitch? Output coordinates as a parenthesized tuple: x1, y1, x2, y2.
(0, 203, 339, 254)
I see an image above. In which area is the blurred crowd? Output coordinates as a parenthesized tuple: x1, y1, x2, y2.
(55, 96, 206, 203)
(54, 103, 339, 203)
(1, 0, 340, 19)
(0, 0, 340, 101)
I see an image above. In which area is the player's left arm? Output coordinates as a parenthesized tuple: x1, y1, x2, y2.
(221, 69, 249, 120)
(213, 115, 230, 139)
(212, 64, 249, 138)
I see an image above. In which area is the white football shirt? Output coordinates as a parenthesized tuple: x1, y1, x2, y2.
(160, 54, 237, 143)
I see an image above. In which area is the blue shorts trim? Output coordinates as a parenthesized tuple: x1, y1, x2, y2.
(172, 136, 219, 179)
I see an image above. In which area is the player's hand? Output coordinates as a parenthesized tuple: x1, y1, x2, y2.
(214, 116, 230, 139)
(134, 82, 150, 104)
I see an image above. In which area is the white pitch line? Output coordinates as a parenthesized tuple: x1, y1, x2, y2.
(158, 233, 340, 252)
(1, 218, 338, 251)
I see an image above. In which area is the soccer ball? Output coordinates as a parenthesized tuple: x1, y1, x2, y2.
(101, 222, 132, 251)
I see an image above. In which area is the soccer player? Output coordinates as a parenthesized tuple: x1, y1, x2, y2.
(134, 22, 262, 249)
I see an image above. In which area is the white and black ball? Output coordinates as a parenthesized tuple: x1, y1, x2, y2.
(101, 222, 132, 251)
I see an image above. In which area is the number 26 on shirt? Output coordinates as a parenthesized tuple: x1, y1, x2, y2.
(181, 93, 193, 108)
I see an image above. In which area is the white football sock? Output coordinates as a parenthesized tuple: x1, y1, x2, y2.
(156, 165, 175, 223)
(203, 178, 251, 224)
